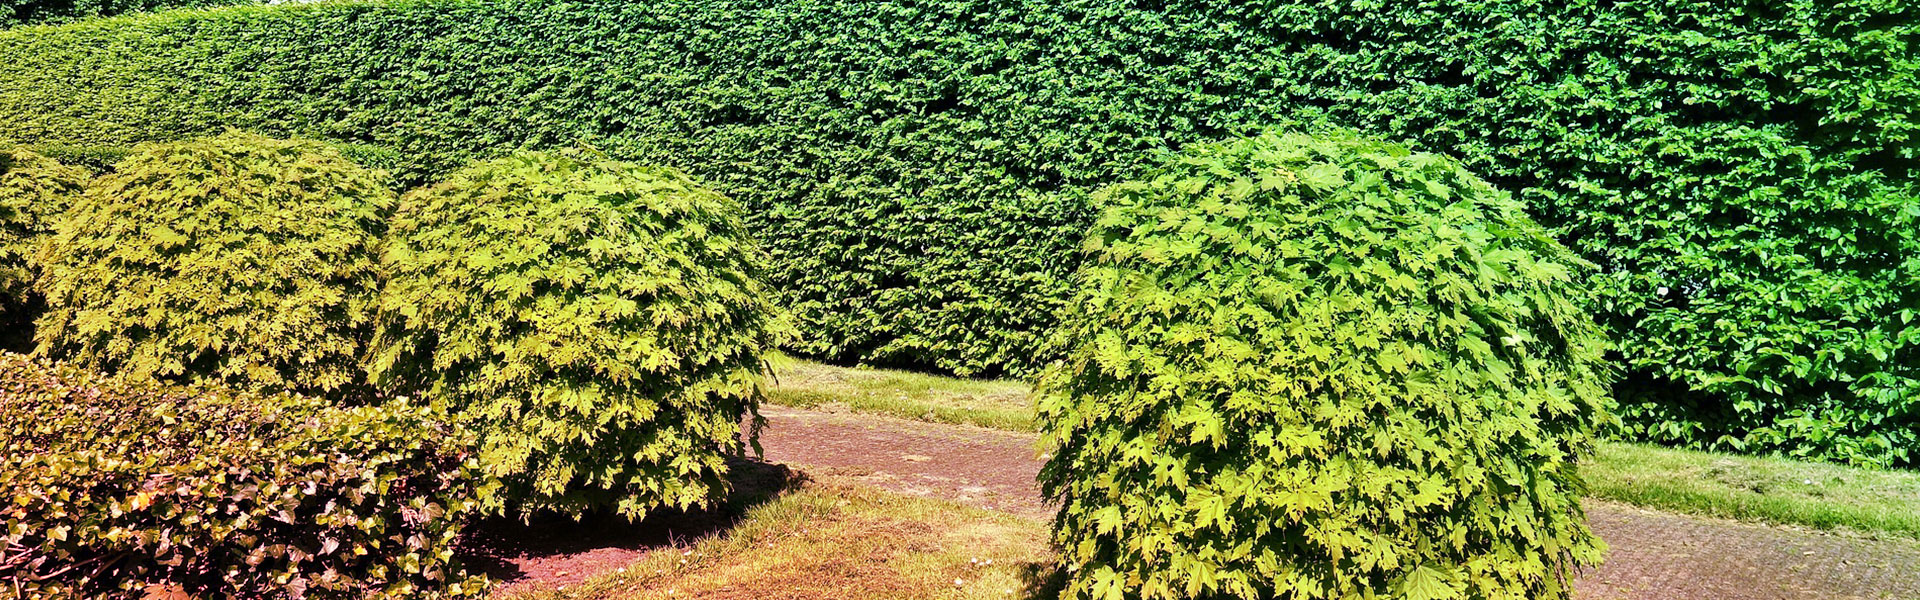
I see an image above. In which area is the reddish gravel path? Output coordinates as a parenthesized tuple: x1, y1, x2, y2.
(755, 406, 1920, 600)
(465, 461, 802, 597)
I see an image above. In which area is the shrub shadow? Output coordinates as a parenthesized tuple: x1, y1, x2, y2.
(457, 458, 806, 587)
(1020, 561, 1069, 599)
(0, 296, 40, 354)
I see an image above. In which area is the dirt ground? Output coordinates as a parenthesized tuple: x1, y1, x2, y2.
(470, 406, 1920, 599)
(463, 461, 805, 596)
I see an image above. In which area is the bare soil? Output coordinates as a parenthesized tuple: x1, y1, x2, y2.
(462, 461, 804, 596)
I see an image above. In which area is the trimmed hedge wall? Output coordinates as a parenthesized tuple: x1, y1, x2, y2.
(0, 0, 254, 27)
(0, 0, 1914, 463)
(0, 352, 492, 598)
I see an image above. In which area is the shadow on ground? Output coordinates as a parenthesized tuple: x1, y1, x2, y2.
(457, 458, 806, 593)
(1020, 562, 1069, 599)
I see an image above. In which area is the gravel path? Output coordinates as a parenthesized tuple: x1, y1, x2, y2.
(755, 406, 1920, 600)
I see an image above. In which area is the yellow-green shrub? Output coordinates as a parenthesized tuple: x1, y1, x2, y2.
(1037, 132, 1613, 600)
(0, 147, 86, 310)
(0, 352, 494, 599)
(33, 132, 392, 396)
(368, 151, 785, 518)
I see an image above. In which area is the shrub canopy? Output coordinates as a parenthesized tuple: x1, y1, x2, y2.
(0, 147, 85, 310)
(369, 151, 785, 518)
(0, 0, 1912, 463)
(0, 352, 491, 599)
(1037, 132, 1612, 600)
(33, 132, 392, 397)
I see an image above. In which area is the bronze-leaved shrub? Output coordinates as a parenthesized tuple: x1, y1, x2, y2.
(368, 151, 786, 518)
(0, 352, 493, 599)
(33, 132, 393, 397)
(0, 148, 87, 311)
(1037, 132, 1613, 600)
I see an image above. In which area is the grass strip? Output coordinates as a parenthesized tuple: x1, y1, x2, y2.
(766, 356, 1920, 540)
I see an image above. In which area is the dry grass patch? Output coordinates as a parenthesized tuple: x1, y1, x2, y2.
(506, 480, 1057, 600)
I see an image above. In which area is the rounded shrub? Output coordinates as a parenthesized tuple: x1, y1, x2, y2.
(368, 151, 786, 519)
(33, 131, 393, 396)
(0, 147, 87, 310)
(1036, 132, 1613, 600)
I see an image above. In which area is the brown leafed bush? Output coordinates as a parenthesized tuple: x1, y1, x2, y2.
(0, 352, 498, 599)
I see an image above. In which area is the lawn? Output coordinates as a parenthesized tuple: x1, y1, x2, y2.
(1586, 442, 1920, 538)
(502, 480, 1057, 600)
(765, 356, 1920, 540)
(766, 358, 1034, 432)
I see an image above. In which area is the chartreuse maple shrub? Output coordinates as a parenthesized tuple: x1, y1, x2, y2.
(33, 132, 392, 397)
(0, 148, 86, 310)
(368, 151, 785, 519)
(0, 352, 494, 598)
(1036, 133, 1613, 600)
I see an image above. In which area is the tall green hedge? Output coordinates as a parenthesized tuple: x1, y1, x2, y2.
(0, 0, 255, 27)
(0, 0, 1914, 463)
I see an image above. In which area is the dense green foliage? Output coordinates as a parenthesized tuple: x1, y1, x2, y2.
(368, 151, 784, 519)
(0, 148, 86, 312)
(21, 144, 129, 175)
(0, 0, 1912, 463)
(33, 132, 393, 397)
(0, 352, 492, 598)
(1037, 133, 1611, 600)
(0, 0, 253, 27)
